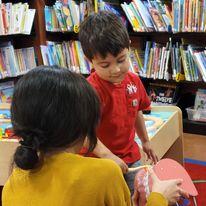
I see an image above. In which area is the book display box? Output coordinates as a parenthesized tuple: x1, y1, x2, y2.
(139, 106, 183, 165)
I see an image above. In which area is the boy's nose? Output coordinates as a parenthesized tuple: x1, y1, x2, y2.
(110, 65, 121, 74)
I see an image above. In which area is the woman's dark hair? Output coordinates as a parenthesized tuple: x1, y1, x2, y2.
(79, 11, 130, 61)
(12, 66, 100, 170)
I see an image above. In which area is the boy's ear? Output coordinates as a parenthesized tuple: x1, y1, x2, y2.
(84, 55, 95, 72)
(129, 40, 131, 44)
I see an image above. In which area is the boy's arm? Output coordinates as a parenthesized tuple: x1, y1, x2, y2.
(135, 111, 158, 164)
(84, 138, 128, 173)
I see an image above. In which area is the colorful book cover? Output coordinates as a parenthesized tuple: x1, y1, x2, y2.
(129, 48, 140, 73)
(54, 1, 67, 32)
(0, 81, 14, 103)
(0, 105, 13, 139)
(45, 6, 52, 31)
(133, 0, 155, 31)
(194, 89, 206, 110)
(61, 4, 73, 31)
(148, 83, 179, 105)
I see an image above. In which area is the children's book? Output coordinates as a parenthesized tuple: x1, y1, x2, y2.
(147, 83, 179, 105)
(44, 6, 53, 31)
(0, 103, 14, 139)
(194, 89, 206, 110)
(103, 2, 127, 27)
(0, 81, 14, 103)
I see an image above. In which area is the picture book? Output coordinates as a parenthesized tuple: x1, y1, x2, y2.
(0, 104, 14, 139)
(0, 81, 14, 103)
(147, 83, 179, 105)
(194, 89, 206, 110)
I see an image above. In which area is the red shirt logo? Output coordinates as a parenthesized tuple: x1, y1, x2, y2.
(127, 83, 137, 94)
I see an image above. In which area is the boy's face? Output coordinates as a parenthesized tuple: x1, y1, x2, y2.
(91, 48, 130, 83)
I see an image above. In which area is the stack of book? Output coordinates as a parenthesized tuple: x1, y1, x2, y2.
(129, 40, 206, 83)
(122, 0, 206, 33)
(0, 42, 37, 79)
(44, 1, 85, 32)
(173, 0, 206, 32)
(0, 83, 14, 139)
(0, 2, 35, 35)
(44, 0, 126, 32)
(40, 40, 91, 74)
(121, 0, 172, 32)
(190, 47, 206, 82)
(0, 102, 13, 139)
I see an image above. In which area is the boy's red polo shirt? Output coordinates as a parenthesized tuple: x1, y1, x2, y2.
(87, 71, 150, 164)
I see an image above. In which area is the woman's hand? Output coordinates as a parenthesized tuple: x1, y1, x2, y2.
(150, 169, 189, 205)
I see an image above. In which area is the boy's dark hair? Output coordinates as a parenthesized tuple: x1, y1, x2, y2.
(79, 11, 130, 61)
(12, 66, 100, 170)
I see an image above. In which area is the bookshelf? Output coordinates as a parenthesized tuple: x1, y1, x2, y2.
(0, 0, 206, 203)
(123, 0, 206, 134)
(0, 0, 38, 81)
(1, 0, 205, 133)
(0, 1, 205, 129)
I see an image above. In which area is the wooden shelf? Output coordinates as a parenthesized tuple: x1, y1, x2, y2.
(0, 33, 34, 37)
(45, 31, 78, 42)
(183, 119, 206, 135)
(129, 31, 172, 36)
(44, 31, 206, 38)
(140, 77, 206, 88)
(129, 31, 206, 37)
(0, 75, 22, 83)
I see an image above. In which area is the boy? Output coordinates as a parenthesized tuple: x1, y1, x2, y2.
(79, 11, 158, 194)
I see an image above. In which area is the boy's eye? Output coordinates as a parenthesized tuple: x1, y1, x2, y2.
(118, 58, 126, 63)
(101, 64, 110, 68)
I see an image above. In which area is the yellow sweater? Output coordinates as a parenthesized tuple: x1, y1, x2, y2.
(2, 152, 167, 206)
(3, 152, 131, 206)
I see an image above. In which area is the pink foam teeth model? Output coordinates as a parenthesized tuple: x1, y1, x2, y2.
(130, 158, 198, 206)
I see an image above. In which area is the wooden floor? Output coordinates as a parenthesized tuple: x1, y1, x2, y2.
(183, 133, 206, 162)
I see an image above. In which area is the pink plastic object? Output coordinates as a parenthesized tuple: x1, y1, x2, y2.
(153, 158, 198, 196)
(133, 158, 198, 206)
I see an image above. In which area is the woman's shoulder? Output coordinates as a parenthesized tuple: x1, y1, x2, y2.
(80, 155, 122, 175)
(53, 153, 122, 176)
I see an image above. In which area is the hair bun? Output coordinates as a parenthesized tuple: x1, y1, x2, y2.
(14, 145, 39, 170)
(13, 128, 47, 170)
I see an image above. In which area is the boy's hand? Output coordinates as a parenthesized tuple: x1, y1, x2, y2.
(92, 138, 128, 173)
(149, 169, 189, 205)
(142, 141, 158, 164)
(103, 153, 128, 174)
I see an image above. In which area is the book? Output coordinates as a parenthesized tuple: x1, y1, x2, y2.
(194, 89, 206, 110)
(0, 81, 14, 103)
(148, 83, 179, 105)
